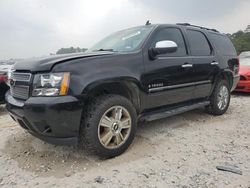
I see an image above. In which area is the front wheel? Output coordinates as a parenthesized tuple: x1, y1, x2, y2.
(206, 80, 231, 115)
(79, 95, 137, 158)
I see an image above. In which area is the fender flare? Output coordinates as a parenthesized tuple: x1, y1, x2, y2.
(211, 69, 234, 94)
(81, 77, 143, 113)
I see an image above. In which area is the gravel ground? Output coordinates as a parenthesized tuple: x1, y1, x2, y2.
(0, 93, 249, 188)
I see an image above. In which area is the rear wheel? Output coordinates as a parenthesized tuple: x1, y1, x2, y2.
(79, 94, 137, 158)
(206, 80, 230, 115)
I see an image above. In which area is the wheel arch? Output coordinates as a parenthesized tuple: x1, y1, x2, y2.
(82, 78, 142, 113)
(214, 69, 234, 90)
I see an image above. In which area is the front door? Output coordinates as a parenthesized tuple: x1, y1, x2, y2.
(141, 27, 196, 110)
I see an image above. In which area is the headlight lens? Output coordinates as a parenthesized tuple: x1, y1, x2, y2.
(6, 68, 13, 86)
(32, 72, 70, 96)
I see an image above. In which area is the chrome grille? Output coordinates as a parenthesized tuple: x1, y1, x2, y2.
(10, 86, 30, 100)
(10, 72, 32, 100)
(11, 72, 31, 82)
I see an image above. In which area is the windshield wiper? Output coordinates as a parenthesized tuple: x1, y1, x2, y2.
(93, 48, 116, 52)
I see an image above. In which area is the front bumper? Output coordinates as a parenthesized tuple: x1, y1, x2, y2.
(231, 75, 240, 92)
(235, 80, 250, 92)
(5, 91, 83, 145)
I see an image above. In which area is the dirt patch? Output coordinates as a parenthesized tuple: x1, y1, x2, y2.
(3, 123, 155, 178)
(0, 105, 7, 115)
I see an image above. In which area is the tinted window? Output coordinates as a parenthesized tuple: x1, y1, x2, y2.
(151, 28, 187, 56)
(187, 30, 211, 56)
(209, 33, 237, 56)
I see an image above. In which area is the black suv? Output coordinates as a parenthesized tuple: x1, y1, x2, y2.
(6, 23, 239, 157)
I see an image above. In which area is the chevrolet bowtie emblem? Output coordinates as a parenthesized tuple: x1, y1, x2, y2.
(10, 79, 16, 86)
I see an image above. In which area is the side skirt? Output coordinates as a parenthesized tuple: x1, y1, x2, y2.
(139, 101, 210, 122)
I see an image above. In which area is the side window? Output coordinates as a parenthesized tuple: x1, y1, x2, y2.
(187, 30, 212, 56)
(208, 33, 237, 56)
(150, 28, 187, 56)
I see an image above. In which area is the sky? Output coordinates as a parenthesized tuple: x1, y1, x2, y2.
(0, 0, 249, 59)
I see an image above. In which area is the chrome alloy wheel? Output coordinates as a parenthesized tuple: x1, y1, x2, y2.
(98, 106, 132, 149)
(217, 85, 229, 110)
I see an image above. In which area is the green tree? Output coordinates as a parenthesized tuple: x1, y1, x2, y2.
(228, 31, 250, 54)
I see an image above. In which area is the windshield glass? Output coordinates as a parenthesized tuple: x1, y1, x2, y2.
(239, 51, 250, 59)
(240, 57, 250, 66)
(89, 25, 154, 52)
(240, 51, 250, 66)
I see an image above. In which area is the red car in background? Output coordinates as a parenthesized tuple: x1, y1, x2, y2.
(0, 60, 15, 104)
(0, 71, 9, 104)
(235, 51, 250, 92)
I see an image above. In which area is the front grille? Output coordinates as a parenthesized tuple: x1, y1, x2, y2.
(10, 85, 30, 100)
(11, 72, 31, 82)
(10, 72, 32, 100)
(240, 75, 247, 81)
(236, 86, 245, 90)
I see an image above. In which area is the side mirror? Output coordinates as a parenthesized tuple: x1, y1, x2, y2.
(149, 40, 178, 59)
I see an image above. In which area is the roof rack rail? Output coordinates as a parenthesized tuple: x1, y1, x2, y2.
(176, 23, 219, 33)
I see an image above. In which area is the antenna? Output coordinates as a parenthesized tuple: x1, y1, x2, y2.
(145, 20, 151, 26)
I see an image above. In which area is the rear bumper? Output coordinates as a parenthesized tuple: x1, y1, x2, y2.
(5, 91, 83, 145)
(235, 80, 250, 92)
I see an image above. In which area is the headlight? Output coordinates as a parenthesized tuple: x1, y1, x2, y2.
(6, 68, 13, 86)
(32, 72, 70, 96)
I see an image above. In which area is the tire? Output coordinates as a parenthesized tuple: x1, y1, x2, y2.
(79, 94, 137, 158)
(206, 80, 231, 115)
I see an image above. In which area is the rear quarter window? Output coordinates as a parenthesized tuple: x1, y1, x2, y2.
(208, 33, 237, 56)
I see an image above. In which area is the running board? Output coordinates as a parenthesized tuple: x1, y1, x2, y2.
(139, 101, 210, 122)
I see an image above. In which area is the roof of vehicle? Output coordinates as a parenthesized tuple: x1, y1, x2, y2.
(148, 23, 221, 34)
(176, 23, 220, 33)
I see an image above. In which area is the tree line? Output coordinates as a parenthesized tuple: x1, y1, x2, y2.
(228, 31, 250, 54)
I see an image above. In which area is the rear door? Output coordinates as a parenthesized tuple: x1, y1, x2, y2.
(185, 29, 218, 99)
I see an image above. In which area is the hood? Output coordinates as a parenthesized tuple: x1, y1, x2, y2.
(14, 51, 114, 72)
(239, 65, 250, 75)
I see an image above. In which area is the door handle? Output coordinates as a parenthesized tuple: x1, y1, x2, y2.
(182, 64, 193, 68)
(211, 62, 219, 65)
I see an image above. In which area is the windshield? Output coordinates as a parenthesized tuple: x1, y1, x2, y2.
(89, 25, 154, 52)
(240, 51, 250, 66)
(240, 57, 250, 66)
(239, 51, 250, 59)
